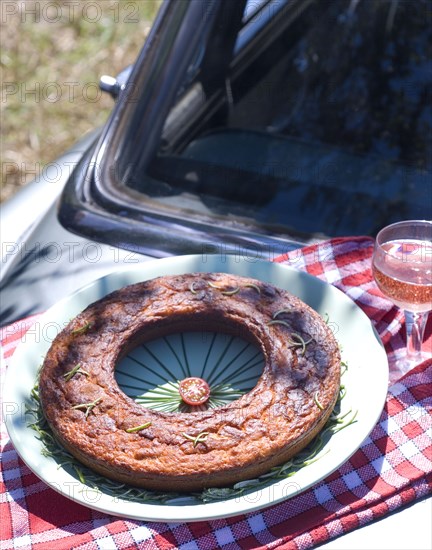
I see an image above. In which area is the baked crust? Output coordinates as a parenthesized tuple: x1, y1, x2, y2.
(39, 273, 341, 492)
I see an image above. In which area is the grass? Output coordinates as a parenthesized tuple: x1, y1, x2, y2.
(0, 0, 161, 203)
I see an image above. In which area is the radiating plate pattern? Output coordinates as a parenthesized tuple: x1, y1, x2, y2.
(115, 332, 264, 412)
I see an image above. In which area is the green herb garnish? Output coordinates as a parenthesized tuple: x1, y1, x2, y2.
(126, 422, 152, 433)
(71, 322, 92, 335)
(287, 332, 313, 355)
(267, 320, 313, 355)
(267, 319, 291, 328)
(314, 391, 325, 410)
(272, 308, 293, 318)
(63, 363, 89, 382)
(183, 431, 210, 447)
(208, 281, 240, 295)
(72, 397, 102, 418)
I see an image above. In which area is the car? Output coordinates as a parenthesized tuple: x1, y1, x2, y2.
(1, 0, 431, 545)
(2, 0, 431, 323)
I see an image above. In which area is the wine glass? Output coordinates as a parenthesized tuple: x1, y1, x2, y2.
(372, 220, 432, 379)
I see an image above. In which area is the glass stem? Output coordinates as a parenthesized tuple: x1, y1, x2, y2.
(404, 310, 429, 360)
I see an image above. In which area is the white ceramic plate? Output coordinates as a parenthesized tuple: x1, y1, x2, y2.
(4, 255, 388, 522)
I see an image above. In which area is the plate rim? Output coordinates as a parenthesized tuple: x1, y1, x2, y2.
(4, 254, 389, 522)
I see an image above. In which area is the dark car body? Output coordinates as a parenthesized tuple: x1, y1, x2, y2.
(59, 0, 431, 252)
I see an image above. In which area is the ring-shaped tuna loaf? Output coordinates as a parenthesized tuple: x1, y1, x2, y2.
(39, 273, 341, 492)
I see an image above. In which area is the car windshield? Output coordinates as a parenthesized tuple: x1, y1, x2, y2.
(105, 0, 432, 240)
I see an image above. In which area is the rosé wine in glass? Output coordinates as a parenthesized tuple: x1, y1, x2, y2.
(372, 239, 432, 313)
(372, 221, 432, 379)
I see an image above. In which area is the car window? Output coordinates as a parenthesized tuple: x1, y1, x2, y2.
(123, 0, 432, 239)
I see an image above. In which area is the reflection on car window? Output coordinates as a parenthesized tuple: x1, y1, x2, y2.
(232, 0, 429, 170)
(138, 0, 431, 238)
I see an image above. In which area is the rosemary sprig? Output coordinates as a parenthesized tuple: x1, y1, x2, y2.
(267, 320, 313, 355)
(314, 391, 325, 410)
(74, 465, 86, 484)
(272, 308, 293, 318)
(183, 431, 210, 447)
(31, 386, 40, 402)
(63, 363, 89, 382)
(71, 322, 92, 335)
(287, 332, 313, 355)
(339, 384, 347, 400)
(126, 422, 152, 433)
(329, 409, 358, 434)
(221, 287, 240, 296)
(72, 397, 102, 418)
(208, 281, 240, 295)
(134, 381, 244, 412)
(267, 319, 291, 328)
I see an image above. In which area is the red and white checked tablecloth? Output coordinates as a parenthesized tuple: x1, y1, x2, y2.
(1, 237, 431, 549)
